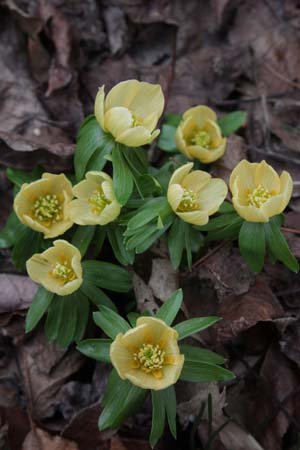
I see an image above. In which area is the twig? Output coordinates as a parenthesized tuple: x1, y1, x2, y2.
(282, 227, 300, 235)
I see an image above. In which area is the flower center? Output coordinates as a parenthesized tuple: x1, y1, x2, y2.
(51, 260, 76, 284)
(88, 186, 111, 214)
(133, 343, 165, 373)
(191, 130, 211, 148)
(32, 194, 62, 226)
(177, 189, 199, 212)
(131, 112, 143, 127)
(247, 185, 273, 208)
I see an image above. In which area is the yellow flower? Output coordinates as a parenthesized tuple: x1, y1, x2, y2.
(13, 173, 73, 238)
(229, 160, 293, 223)
(66, 171, 121, 225)
(110, 317, 184, 391)
(167, 163, 228, 226)
(175, 106, 226, 163)
(94, 80, 165, 147)
(26, 240, 83, 296)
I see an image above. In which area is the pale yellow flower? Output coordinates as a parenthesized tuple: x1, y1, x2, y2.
(66, 171, 121, 225)
(167, 163, 228, 226)
(26, 240, 83, 296)
(229, 160, 293, 223)
(176, 105, 226, 163)
(13, 173, 73, 238)
(110, 317, 184, 391)
(94, 80, 164, 147)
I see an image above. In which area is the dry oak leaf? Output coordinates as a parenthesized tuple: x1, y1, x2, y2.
(22, 427, 78, 450)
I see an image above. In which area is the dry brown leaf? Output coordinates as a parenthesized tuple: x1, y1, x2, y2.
(148, 258, 179, 302)
(0, 275, 37, 313)
(213, 135, 248, 184)
(211, 416, 265, 450)
(22, 427, 79, 450)
(132, 272, 159, 315)
(110, 436, 151, 450)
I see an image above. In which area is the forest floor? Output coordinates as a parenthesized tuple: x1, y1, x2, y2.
(0, 1, 300, 449)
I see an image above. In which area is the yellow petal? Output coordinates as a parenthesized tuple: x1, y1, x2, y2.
(260, 195, 285, 219)
(167, 184, 184, 211)
(129, 82, 164, 122)
(229, 159, 258, 195)
(182, 170, 211, 193)
(72, 179, 97, 199)
(42, 173, 73, 199)
(42, 219, 74, 239)
(104, 106, 133, 138)
(94, 202, 121, 225)
(110, 333, 133, 379)
(232, 196, 269, 222)
(142, 112, 160, 132)
(136, 317, 170, 344)
(183, 105, 217, 128)
(176, 210, 209, 226)
(168, 163, 194, 186)
(105, 80, 141, 110)
(86, 171, 112, 184)
(116, 126, 160, 147)
(187, 139, 226, 164)
(254, 160, 280, 193)
(204, 119, 223, 147)
(198, 179, 228, 215)
(67, 200, 97, 225)
(94, 85, 106, 131)
(175, 125, 192, 158)
(279, 171, 293, 210)
(121, 323, 148, 351)
(55, 278, 83, 296)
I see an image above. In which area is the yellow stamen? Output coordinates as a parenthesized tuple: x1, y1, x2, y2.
(247, 185, 273, 208)
(131, 112, 143, 127)
(32, 193, 62, 226)
(133, 343, 165, 374)
(191, 130, 211, 148)
(88, 186, 111, 214)
(51, 260, 76, 284)
(177, 189, 199, 212)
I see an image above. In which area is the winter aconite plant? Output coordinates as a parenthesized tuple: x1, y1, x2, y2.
(0, 78, 298, 446)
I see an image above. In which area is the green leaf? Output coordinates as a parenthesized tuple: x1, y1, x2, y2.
(127, 312, 140, 327)
(6, 166, 43, 188)
(112, 144, 134, 205)
(122, 146, 149, 174)
(196, 213, 241, 232)
(184, 223, 192, 269)
(56, 294, 78, 348)
(218, 201, 235, 214)
(134, 216, 173, 254)
(180, 344, 225, 365)
(77, 338, 111, 362)
(25, 287, 54, 333)
(73, 290, 90, 342)
(157, 124, 177, 152)
(175, 317, 221, 340)
(99, 370, 146, 430)
(164, 112, 182, 127)
(82, 260, 132, 292)
(161, 386, 177, 439)
(264, 219, 299, 272)
(126, 197, 170, 232)
(74, 116, 113, 181)
(71, 225, 96, 257)
(0, 212, 26, 248)
(80, 280, 117, 311)
(92, 225, 107, 257)
(150, 390, 166, 448)
(12, 228, 44, 271)
(168, 218, 186, 269)
(45, 295, 64, 341)
(239, 221, 265, 272)
(107, 223, 134, 266)
(180, 360, 235, 383)
(206, 217, 243, 241)
(93, 305, 130, 339)
(134, 174, 162, 198)
(217, 111, 247, 137)
(156, 289, 183, 325)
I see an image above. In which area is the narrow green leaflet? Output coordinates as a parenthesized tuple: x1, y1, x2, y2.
(74, 115, 113, 181)
(45, 295, 64, 341)
(264, 219, 299, 272)
(150, 390, 166, 448)
(93, 305, 131, 339)
(122, 146, 149, 174)
(174, 317, 221, 340)
(71, 225, 96, 257)
(12, 227, 44, 271)
(157, 124, 177, 152)
(134, 216, 173, 254)
(126, 197, 170, 232)
(196, 212, 240, 231)
(73, 290, 90, 342)
(80, 280, 117, 311)
(25, 287, 54, 333)
(239, 221, 265, 272)
(82, 260, 132, 292)
(6, 166, 43, 188)
(92, 225, 107, 257)
(217, 111, 247, 137)
(107, 223, 134, 265)
(156, 289, 183, 325)
(161, 386, 177, 439)
(56, 294, 78, 348)
(168, 218, 186, 269)
(99, 370, 146, 430)
(164, 112, 182, 127)
(206, 216, 243, 241)
(0, 212, 26, 248)
(184, 223, 192, 269)
(77, 339, 111, 362)
(112, 144, 134, 205)
(180, 344, 225, 365)
(180, 361, 235, 383)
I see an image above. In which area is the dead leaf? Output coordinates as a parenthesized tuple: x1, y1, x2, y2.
(0, 275, 37, 314)
(110, 436, 151, 450)
(213, 135, 248, 184)
(22, 427, 79, 450)
(132, 272, 159, 315)
(210, 417, 265, 450)
(148, 258, 179, 302)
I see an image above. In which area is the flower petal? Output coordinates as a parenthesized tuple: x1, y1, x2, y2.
(175, 124, 192, 158)
(182, 170, 211, 193)
(187, 139, 226, 164)
(110, 333, 133, 379)
(128, 82, 164, 121)
(116, 126, 159, 147)
(136, 317, 169, 344)
(72, 180, 97, 200)
(232, 196, 269, 222)
(183, 105, 217, 128)
(169, 163, 194, 186)
(204, 119, 223, 147)
(229, 159, 258, 195)
(198, 179, 228, 215)
(104, 106, 133, 138)
(176, 210, 209, 226)
(94, 85, 106, 130)
(279, 171, 293, 210)
(254, 160, 280, 193)
(105, 80, 141, 110)
(260, 195, 285, 220)
(167, 184, 184, 211)
(121, 324, 149, 352)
